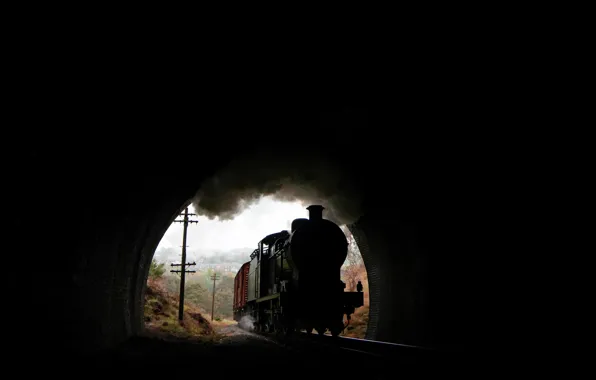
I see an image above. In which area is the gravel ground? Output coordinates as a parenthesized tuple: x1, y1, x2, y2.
(216, 323, 261, 339)
(54, 324, 443, 379)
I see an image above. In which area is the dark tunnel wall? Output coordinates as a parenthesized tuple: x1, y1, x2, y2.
(9, 106, 486, 355)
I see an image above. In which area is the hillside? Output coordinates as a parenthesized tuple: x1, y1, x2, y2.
(146, 255, 370, 339)
(161, 269, 236, 321)
(144, 277, 217, 341)
(340, 260, 369, 338)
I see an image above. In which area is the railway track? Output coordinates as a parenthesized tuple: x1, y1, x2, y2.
(250, 327, 433, 361)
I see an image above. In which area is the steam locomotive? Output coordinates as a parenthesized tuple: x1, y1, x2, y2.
(233, 205, 364, 337)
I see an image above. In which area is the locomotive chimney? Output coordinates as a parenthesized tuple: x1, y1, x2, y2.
(306, 205, 325, 221)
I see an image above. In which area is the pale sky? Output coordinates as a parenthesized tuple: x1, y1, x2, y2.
(153, 196, 311, 265)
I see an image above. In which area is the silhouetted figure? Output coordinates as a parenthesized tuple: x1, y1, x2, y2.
(356, 280, 363, 292)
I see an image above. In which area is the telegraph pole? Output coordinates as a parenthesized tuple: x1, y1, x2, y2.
(210, 273, 220, 321)
(171, 207, 198, 321)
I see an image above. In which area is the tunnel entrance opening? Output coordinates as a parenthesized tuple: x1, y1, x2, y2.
(142, 197, 371, 341)
(110, 148, 444, 353)
(17, 108, 478, 363)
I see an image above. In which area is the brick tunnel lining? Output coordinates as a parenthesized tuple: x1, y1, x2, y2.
(27, 164, 469, 352)
(15, 161, 473, 354)
(11, 107, 483, 356)
(61, 182, 446, 351)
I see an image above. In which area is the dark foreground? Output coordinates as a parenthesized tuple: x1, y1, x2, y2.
(42, 326, 470, 379)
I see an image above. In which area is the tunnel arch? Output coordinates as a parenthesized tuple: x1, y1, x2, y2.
(132, 197, 195, 339)
(15, 107, 478, 356)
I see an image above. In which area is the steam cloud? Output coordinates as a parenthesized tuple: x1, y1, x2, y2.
(191, 151, 363, 226)
(238, 315, 255, 331)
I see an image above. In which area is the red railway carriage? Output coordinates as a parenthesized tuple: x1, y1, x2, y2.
(233, 262, 250, 320)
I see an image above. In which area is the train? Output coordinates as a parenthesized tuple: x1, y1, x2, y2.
(233, 205, 364, 337)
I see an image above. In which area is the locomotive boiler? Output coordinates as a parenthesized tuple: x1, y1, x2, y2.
(233, 205, 364, 337)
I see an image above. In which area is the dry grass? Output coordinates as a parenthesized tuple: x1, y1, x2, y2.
(210, 318, 237, 328)
(340, 263, 369, 338)
(144, 277, 219, 342)
(145, 266, 371, 341)
(342, 305, 369, 338)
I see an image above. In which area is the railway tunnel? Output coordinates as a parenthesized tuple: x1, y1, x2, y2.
(9, 106, 486, 366)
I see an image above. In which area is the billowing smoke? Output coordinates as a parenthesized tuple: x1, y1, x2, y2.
(238, 315, 255, 331)
(191, 151, 363, 225)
